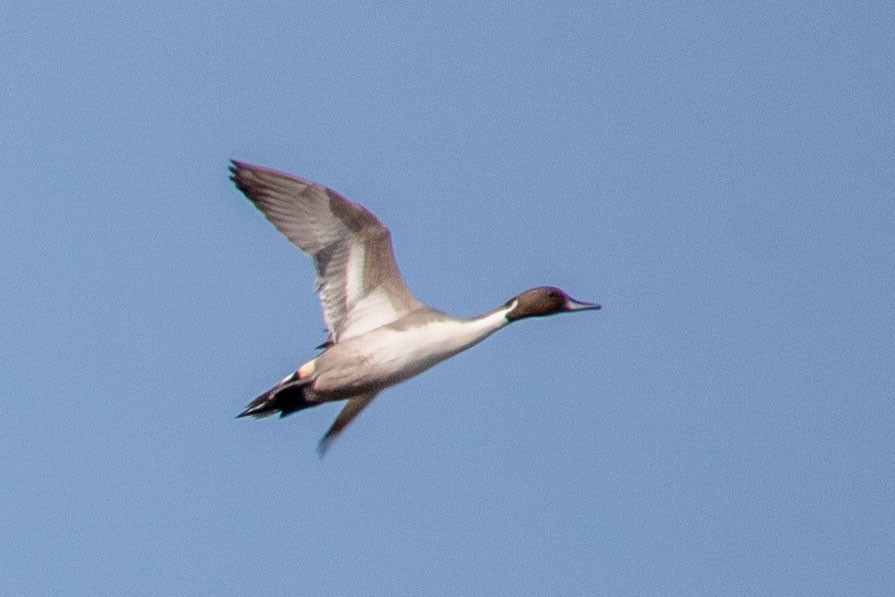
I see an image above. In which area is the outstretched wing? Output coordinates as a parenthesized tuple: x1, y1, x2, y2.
(230, 161, 423, 342)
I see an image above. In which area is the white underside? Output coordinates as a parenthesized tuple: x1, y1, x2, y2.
(311, 306, 512, 396)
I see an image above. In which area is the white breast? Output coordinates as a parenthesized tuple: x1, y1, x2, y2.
(313, 307, 511, 396)
(382, 311, 509, 374)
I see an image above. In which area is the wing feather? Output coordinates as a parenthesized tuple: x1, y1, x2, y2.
(230, 161, 423, 341)
(317, 392, 380, 457)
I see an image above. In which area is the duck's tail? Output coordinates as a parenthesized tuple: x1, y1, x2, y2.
(237, 373, 318, 419)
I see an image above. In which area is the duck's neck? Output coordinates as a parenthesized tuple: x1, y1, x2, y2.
(469, 303, 514, 334)
(428, 303, 514, 356)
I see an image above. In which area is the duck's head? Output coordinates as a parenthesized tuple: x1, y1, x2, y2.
(505, 286, 601, 322)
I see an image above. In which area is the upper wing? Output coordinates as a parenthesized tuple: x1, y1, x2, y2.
(230, 161, 423, 342)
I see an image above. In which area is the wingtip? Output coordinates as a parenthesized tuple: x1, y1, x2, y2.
(228, 159, 242, 182)
(316, 437, 332, 459)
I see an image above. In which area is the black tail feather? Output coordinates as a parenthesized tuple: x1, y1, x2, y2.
(237, 378, 317, 419)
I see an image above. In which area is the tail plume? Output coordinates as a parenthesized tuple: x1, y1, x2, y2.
(237, 376, 317, 419)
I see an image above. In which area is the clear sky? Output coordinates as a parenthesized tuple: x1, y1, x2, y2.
(2, 3, 893, 595)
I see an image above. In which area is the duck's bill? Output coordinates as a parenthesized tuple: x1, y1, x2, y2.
(565, 297, 602, 311)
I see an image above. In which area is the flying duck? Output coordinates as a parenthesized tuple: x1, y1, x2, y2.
(230, 161, 601, 454)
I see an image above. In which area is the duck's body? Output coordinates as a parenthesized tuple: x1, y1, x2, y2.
(308, 307, 507, 396)
(230, 161, 600, 454)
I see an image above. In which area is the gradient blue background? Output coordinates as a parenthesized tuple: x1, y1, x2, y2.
(2, 3, 893, 595)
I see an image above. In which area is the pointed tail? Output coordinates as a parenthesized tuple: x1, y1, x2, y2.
(237, 375, 318, 419)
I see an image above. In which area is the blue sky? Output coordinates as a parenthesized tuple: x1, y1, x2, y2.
(2, 3, 893, 595)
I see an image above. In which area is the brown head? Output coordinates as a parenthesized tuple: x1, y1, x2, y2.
(505, 286, 601, 322)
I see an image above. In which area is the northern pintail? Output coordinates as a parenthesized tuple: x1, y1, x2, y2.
(230, 161, 601, 454)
